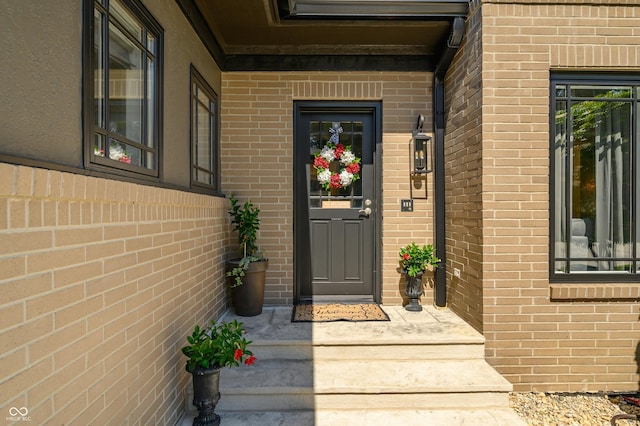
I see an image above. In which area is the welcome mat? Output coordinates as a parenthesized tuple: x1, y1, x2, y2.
(291, 303, 389, 322)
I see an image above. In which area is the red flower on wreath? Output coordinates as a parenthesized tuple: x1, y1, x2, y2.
(329, 174, 342, 189)
(313, 157, 329, 169)
(333, 143, 345, 159)
(346, 163, 360, 175)
(244, 355, 256, 366)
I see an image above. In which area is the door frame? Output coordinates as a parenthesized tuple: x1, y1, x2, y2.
(293, 101, 383, 304)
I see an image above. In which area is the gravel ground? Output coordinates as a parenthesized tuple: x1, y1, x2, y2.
(510, 392, 640, 426)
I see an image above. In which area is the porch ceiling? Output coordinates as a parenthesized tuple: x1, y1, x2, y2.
(177, 0, 468, 71)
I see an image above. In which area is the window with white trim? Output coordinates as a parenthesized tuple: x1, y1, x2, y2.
(551, 74, 639, 281)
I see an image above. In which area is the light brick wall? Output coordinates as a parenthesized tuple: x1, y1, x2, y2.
(0, 163, 230, 424)
(221, 72, 435, 306)
(469, 0, 640, 391)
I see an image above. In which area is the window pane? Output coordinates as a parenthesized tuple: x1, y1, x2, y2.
(94, 9, 105, 128)
(195, 101, 212, 183)
(570, 86, 632, 99)
(108, 24, 143, 144)
(553, 100, 568, 268)
(146, 32, 155, 54)
(110, 0, 143, 43)
(94, 134, 106, 157)
(146, 56, 155, 148)
(571, 99, 632, 271)
(637, 103, 640, 263)
(108, 139, 131, 163)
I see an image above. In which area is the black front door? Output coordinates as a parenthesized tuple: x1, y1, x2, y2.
(294, 102, 380, 303)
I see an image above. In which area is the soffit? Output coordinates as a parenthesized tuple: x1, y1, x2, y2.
(198, 0, 456, 56)
(186, 0, 468, 70)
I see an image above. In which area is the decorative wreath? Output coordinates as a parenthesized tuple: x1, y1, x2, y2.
(312, 126, 361, 191)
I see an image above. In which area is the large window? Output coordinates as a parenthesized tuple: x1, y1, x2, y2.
(85, 0, 162, 177)
(190, 66, 219, 192)
(551, 74, 639, 281)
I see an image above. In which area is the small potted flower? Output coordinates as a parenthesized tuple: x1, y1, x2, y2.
(181, 319, 256, 425)
(398, 242, 440, 311)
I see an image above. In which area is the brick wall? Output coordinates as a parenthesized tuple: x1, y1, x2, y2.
(220, 72, 435, 306)
(475, 0, 640, 391)
(0, 163, 230, 424)
(444, 0, 485, 332)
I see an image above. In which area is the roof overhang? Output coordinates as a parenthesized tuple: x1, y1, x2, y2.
(177, 0, 469, 71)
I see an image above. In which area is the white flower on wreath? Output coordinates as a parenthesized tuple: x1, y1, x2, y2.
(340, 150, 356, 166)
(320, 145, 336, 162)
(339, 170, 354, 186)
(317, 169, 332, 185)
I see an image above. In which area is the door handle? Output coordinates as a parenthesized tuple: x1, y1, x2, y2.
(359, 199, 373, 216)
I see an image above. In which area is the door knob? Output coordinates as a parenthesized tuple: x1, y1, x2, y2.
(358, 207, 372, 216)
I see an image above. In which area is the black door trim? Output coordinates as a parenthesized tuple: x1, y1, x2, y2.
(293, 101, 382, 304)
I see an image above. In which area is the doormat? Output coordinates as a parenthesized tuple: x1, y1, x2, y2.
(291, 303, 389, 322)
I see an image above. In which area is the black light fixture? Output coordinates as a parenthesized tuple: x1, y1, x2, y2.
(411, 114, 432, 174)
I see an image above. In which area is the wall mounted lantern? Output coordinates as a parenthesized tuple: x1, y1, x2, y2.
(411, 114, 432, 174)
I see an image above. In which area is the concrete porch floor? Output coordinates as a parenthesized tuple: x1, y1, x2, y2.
(177, 304, 525, 426)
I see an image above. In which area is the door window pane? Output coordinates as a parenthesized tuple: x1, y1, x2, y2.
(309, 121, 363, 208)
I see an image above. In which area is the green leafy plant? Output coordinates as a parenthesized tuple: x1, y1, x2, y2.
(181, 319, 255, 372)
(226, 194, 266, 287)
(399, 242, 440, 277)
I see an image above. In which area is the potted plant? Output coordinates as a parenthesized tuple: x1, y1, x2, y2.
(226, 194, 268, 316)
(398, 242, 440, 311)
(182, 319, 256, 426)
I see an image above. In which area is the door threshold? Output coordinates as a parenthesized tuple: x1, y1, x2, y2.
(300, 295, 376, 304)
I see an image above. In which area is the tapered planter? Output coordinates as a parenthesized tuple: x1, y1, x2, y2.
(402, 270, 424, 312)
(228, 259, 268, 317)
(188, 365, 221, 426)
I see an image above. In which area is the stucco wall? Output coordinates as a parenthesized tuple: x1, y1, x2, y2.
(0, 0, 222, 190)
(221, 72, 435, 306)
(478, 0, 640, 392)
(0, 1, 84, 166)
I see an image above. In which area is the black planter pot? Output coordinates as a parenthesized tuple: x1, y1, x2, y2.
(188, 365, 221, 426)
(402, 270, 424, 312)
(228, 259, 268, 317)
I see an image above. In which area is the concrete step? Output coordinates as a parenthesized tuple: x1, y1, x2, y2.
(179, 409, 526, 426)
(178, 306, 525, 425)
(252, 340, 486, 361)
(236, 305, 487, 361)
(217, 358, 513, 411)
